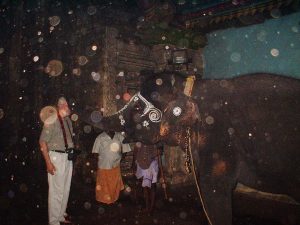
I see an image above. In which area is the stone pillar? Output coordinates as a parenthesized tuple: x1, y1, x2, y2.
(101, 27, 119, 115)
(192, 48, 204, 76)
(151, 44, 175, 72)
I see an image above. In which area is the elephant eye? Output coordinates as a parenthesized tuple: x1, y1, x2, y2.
(134, 104, 142, 111)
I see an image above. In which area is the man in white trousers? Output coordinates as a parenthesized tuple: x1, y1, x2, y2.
(39, 97, 74, 225)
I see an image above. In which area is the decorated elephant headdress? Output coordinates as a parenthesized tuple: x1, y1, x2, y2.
(101, 71, 201, 145)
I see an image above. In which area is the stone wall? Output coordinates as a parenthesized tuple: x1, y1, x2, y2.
(101, 27, 156, 115)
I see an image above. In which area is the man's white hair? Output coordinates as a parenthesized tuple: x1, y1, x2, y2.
(57, 97, 67, 106)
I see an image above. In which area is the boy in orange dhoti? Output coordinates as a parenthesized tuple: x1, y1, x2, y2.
(92, 131, 131, 204)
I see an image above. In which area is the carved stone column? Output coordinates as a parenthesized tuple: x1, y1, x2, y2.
(191, 48, 204, 76)
(101, 27, 119, 116)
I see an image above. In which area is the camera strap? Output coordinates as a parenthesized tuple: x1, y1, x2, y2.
(58, 113, 69, 150)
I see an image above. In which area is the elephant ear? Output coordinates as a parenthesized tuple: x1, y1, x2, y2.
(161, 94, 200, 127)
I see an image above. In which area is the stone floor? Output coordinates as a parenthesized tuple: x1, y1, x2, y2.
(66, 177, 300, 225)
(1, 171, 299, 225)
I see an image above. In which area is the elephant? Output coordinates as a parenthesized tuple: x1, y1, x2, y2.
(95, 71, 300, 225)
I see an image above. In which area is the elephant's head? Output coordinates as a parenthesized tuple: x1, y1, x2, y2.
(100, 71, 200, 146)
(159, 94, 200, 145)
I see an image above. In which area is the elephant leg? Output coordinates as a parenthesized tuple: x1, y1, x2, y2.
(197, 177, 234, 225)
